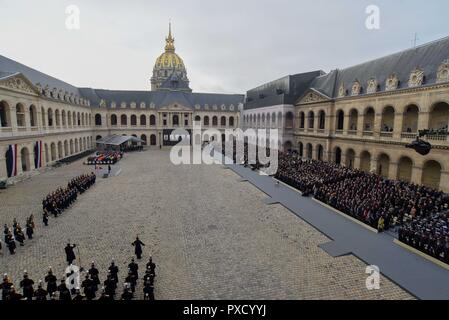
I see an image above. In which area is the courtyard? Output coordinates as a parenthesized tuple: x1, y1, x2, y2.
(0, 150, 412, 300)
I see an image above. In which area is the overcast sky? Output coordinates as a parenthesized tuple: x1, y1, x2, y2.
(1, 0, 449, 94)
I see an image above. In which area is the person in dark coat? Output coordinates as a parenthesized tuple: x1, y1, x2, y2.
(81, 275, 96, 300)
(146, 257, 156, 275)
(19, 272, 35, 300)
(143, 282, 155, 301)
(34, 281, 48, 301)
(132, 236, 145, 259)
(57, 279, 72, 301)
(26, 221, 34, 240)
(103, 274, 117, 299)
(44, 267, 57, 296)
(65, 243, 76, 265)
(88, 262, 100, 291)
(42, 211, 49, 227)
(5, 232, 16, 255)
(128, 258, 139, 280)
(108, 261, 119, 285)
(6, 286, 23, 301)
(1, 274, 13, 300)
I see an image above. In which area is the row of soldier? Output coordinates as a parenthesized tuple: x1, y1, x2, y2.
(1, 215, 36, 255)
(0, 257, 157, 301)
(42, 172, 96, 221)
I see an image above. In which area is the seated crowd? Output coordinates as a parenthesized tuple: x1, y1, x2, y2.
(0, 257, 157, 301)
(86, 151, 122, 165)
(274, 151, 449, 232)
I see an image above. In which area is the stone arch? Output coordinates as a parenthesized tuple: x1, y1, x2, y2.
(298, 141, 304, 157)
(229, 116, 235, 127)
(69, 139, 74, 155)
(57, 141, 63, 159)
(284, 140, 293, 151)
(402, 104, 419, 133)
(212, 116, 218, 126)
(316, 144, 324, 161)
(221, 116, 226, 127)
(131, 114, 137, 126)
(377, 153, 390, 178)
(140, 115, 146, 126)
(61, 109, 66, 127)
(50, 142, 57, 161)
(299, 111, 305, 129)
(29, 104, 37, 127)
(422, 160, 442, 190)
(334, 147, 342, 165)
(47, 108, 54, 127)
(75, 139, 79, 153)
(336, 109, 344, 130)
(285, 112, 294, 128)
(349, 109, 358, 131)
(381, 106, 395, 132)
(360, 150, 371, 172)
(0, 100, 11, 127)
(121, 114, 127, 126)
(64, 140, 69, 157)
(397, 156, 413, 182)
(16, 103, 26, 127)
(95, 113, 102, 126)
(363, 107, 375, 132)
(20, 147, 30, 172)
(111, 114, 117, 126)
(150, 134, 157, 146)
(306, 143, 313, 159)
(429, 101, 449, 131)
(67, 110, 72, 126)
(55, 109, 60, 127)
(141, 134, 147, 145)
(204, 115, 209, 126)
(345, 148, 355, 168)
(308, 111, 315, 129)
(150, 114, 156, 126)
(318, 110, 326, 130)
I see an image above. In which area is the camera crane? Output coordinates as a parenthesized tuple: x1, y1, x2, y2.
(405, 129, 449, 156)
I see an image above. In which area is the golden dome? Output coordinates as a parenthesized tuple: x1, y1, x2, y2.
(154, 51, 186, 70)
(151, 22, 190, 91)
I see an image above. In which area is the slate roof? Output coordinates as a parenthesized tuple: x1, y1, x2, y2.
(0, 54, 81, 96)
(311, 36, 449, 99)
(244, 71, 324, 110)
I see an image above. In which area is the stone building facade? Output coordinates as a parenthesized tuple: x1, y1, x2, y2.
(293, 37, 449, 192)
(0, 25, 243, 182)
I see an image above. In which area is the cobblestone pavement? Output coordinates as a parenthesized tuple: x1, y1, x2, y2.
(0, 150, 414, 300)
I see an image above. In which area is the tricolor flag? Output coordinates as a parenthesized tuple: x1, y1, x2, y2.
(34, 141, 42, 168)
(5, 144, 17, 178)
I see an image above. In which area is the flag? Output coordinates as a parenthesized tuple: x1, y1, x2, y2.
(6, 144, 17, 177)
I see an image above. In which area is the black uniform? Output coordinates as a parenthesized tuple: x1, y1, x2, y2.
(132, 237, 145, 259)
(65, 244, 76, 265)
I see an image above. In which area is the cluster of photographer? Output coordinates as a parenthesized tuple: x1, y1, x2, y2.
(42, 173, 96, 220)
(0, 256, 157, 301)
